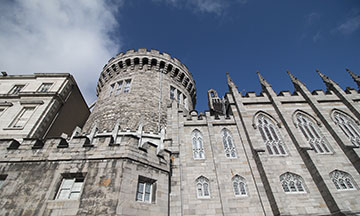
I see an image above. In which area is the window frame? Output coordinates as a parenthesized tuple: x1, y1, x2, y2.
(232, 175, 247, 197)
(123, 79, 131, 93)
(280, 172, 307, 194)
(295, 112, 331, 154)
(55, 173, 85, 200)
(196, 176, 211, 199)
(0, 174, 8, 188)
(8, 84, 25, 94)
(136, 176, 156, 203)
(192, 129, 205, 160)
(330, 170, 357, 191)
(332, 110, 360, 147)
(9, 106, 36, 129)
(37, 83, 53, 92)
(256, 113, 287, 156)
(221, 128, 237, 158)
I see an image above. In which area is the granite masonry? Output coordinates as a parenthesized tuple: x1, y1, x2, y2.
(0, 49, 360, 215)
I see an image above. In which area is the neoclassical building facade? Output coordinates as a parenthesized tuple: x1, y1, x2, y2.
(0, 49, 360, 215)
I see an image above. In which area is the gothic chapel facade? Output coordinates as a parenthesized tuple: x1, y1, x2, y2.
(0, 49, 360, 215)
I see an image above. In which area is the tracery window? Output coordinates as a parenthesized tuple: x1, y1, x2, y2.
(256, 114, 286, 155)
(295, 113, 331, 153)
(192, 129, 205, 159)
(280, 172, 306, 193)
(332, 111, 360, 146)
(330, 170, 356, 191)
(232, 175, 247, 196)
(221, 129, 237, 158)
(196, 176, 210, 198)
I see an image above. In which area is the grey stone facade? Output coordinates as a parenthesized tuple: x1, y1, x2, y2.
(1, 49, 360, 215)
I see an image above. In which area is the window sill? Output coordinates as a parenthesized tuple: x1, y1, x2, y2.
(3, 127, 24, 130)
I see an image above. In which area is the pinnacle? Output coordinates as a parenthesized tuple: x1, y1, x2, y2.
(256, 71, 271, 87)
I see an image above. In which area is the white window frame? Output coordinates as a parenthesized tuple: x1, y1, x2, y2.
(136, 176, 156, 203)
(332, 110, 360, 146)
(280, 172, 306, 194)
(192, 129, 205, 159)
(295, 113, 331, 154)
(330, 170, 357, 191)
(37, 83, 53, 92)
(177, 90, 182, 104)
(222, 128, 237, 158)
(232, 175, 247, 197)
(123, 79, 131, 93)
(109, 83, 115, 96)
(9, 84, 25, 94)
(116, 81, 123, 95)
(55, 174, 84, 200)
(196, 176, 210, 198)
(9, 106, 36, 129)
(170, 86, 175, 100)
(256, 114, 287, 156)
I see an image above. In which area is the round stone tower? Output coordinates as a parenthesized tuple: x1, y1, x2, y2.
(83, 48, 196, 133)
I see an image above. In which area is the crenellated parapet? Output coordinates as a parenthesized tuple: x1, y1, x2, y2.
(96, 48, 196, 102)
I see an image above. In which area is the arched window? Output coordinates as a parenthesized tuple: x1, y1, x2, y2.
(256, 114, 286, 155)
(221, 129, 237, 158)
(280, 172, 306, 193)
(232, 175, 247, 196)
(196, 176, 210, 198)
(192, 129, 205, 159)
(295, 113, 331, 153)
(332, 110, 360, 146)
(330, 170, 356, 191)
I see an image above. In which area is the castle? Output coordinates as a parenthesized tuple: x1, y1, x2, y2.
(0, 48, 360, 216)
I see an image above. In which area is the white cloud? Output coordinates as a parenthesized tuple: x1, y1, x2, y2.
(305, 12, 320, 25)
(312, 31, 321, 43)
(337, 15, 360, 34)
(0, 0, 122, 104)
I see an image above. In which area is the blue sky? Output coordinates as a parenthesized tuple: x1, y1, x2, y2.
(1, 0, 360, 111)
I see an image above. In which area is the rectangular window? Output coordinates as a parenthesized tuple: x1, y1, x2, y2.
(109, 83, 115, 96)
(56, 174, 85, 200)
(177, 90, 181, 104)
(124, 79, 131, 93)
(38, 83, 53, 92)
(170, 86, 175, 100)
(0, 175, 7, 188)
(9, 85, 25, 94)
(136, 176, 156, 203)
(183, 95, 187, 109)
(116, 81, 123, 95)
(10, 106, 35, 128)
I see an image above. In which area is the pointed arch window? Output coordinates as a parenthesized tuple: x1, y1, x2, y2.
(330, 170, 356, 191)
(192, 130, 205, 159)
(232, 175, 247, 196)
(332, 111, 360, 146)
(256, 114, 286, 155)
(196, 176, 210, 198)
(222, 129, 237, 158)
(280, 172, 306, 193)
(295, 113, 331, 153)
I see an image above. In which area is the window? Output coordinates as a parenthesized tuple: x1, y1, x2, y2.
(124, 79, 131, 93)
(55, 174, 85, 200)
(256, 114, 286, 155)
(10, 106, 35, 128)
(109, 83, 115, 96)
(330, 170, 356, 191)
(177, 90, 181, 104)
(183, 95, 187, 109)
(136, 176, 156, 203)
(170, 86, 175, 100)
(116, 81, 123, 95)
(332, 110, 360, 146)
(222, 129, 237, 158)
(192, 129, 205, 159)
(9, 84, 25, 94)
(295, 113, 331, 153)
(280, 172, 306, 193)
(38, 83, 52, 92)
(196, 176, 210, 198)
(0, 107, 5, 116)
(232, 175, 247, 196)
(0, 175, 7, 188)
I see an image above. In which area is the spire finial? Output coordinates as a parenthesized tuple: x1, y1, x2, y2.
(226, 72, 238, 92)
(286, 70, 306, 87)
(256, 71, 271, 87)
(346, 68, 360, 89)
